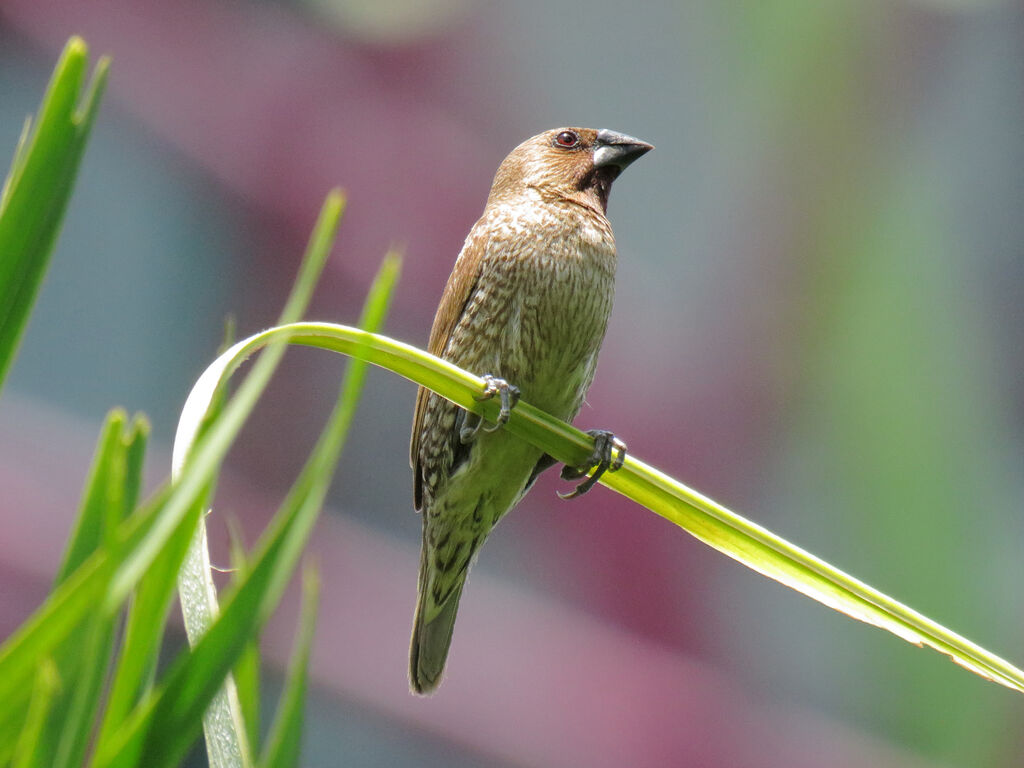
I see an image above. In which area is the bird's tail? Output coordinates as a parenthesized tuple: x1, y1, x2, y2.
(410, 577, 466, 694)
(409, 515, 474, 694)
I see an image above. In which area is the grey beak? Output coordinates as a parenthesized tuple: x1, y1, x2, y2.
(593, 129, 654, 171)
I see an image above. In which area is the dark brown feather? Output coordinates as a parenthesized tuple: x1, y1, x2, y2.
(410, 225, 488, 510)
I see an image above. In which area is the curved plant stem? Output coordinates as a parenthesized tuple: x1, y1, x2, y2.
(172, 192, 345, 768)
(174, 320, 1024, 699)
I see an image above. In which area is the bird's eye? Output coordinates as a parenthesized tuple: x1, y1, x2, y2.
(554, 130, 580, 148)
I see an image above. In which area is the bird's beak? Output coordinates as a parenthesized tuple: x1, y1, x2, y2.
(593, 129, 654, 172)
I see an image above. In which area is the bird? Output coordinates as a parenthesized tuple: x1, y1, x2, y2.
(409, 127, 652, 693)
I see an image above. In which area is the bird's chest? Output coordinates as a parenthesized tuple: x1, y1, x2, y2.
(493, 223, 615, 414)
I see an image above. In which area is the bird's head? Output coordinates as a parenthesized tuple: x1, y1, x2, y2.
(487, 127, 653, 214)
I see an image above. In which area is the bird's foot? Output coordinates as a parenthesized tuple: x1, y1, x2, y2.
(459, 375, 520, 444)
(477, 375, 520, 432)
(558, 430, 627, 499)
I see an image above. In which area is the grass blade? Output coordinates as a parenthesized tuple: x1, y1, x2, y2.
(98, 331, 233, 745)
(94, 482, 212, 748)
(92, 534, 280, 768)
(110, 190, 345, 611)
(162, 191, 345, 768)
(0, 37, 108, 392)
(55, 410, 149, 584)
(167, 249, 400, 767)
(0, 553, 113, 729)
(227, 519, 262, 755)
(51, 616, 118, 768)
(175, 319, 1024, 695)
(258, 566, 320, 768)
(254, 250, 401, 619)
(11, 659, 60, 768)
(0, 411, 150, 763)
(47, 413, 149, 768)
(96, 241, 401, 768)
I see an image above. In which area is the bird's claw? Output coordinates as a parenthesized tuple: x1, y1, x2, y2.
(460, 375, 520, 444)
(558, 430, 627, 499)
(476, 375, 520, 432)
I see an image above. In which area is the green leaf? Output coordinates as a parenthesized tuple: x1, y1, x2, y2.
(0, 482, 193, 758)
(259, 566, 320, 768)
(55, 410, 149, 585)
(84, 190, 346, 768)
(94, 475, 211, 747)
(11, 658, 60, 768)
(52, 411, 125, 586)
(0, 36, 109, 393)
(168, 247, 400, 767)
(45, 412, 149, 768)
(228, 518, 262, 755)
(0, 553, 113, 733)
(95, 239, 398, 767)
(0, 408, 151, 765)
(149, 190, 345, 768)
(51, 616, 117, 768)
(175, 319, 1024, 695)
(108, 190, 346, 615)
(91, 541, 273, 768)
(102, 317, 237, 742)
(256, 249, 401, 619)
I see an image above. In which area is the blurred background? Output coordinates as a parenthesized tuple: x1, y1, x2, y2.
(1, 0, 1023, 765)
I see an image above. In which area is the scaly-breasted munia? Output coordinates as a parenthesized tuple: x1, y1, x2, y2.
(409, 127, 652, 693)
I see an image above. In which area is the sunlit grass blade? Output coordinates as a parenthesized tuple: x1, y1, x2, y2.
(53, 412, 123, 584)
(98, 249, 399, 766)
(94, 483, 212, 749)
(592, 457, 1024, 694)
(55, 410, 149, 584)
(255, 250, 401, 617)
(227, 519, 262, 755)
(185, 320, 1024, 695)
(107, 190, 344, 614)
(232, 638, 262, 757)
(258, 566, 320, 768)
(42, 412, 149, 768)
(97, 498, 320, 768)
(0, 118, 32, 211)
(98, 324, 237, 748)
(92, 526, 284, 768)
(0, 479, 168, 734)
(0, 553, 113, 724)
(0, 37, 108, 392)
(172, 250, 401, 767)
(0, 706, 24, 764)
(156, 190, 344, 768)
(51, 616, 117, 768)
(11, 659, 60, 768)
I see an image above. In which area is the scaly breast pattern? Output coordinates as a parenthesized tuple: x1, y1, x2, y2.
(445, 198, 617, 421)
(415, 196, 617, 515)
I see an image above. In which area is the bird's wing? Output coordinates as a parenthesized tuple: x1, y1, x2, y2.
(410, 220, 490, 510)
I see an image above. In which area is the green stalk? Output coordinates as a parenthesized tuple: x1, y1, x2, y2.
(176, 321, 1024, 695)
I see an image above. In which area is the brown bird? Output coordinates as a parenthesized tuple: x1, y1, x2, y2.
(409, 127, 652, 693)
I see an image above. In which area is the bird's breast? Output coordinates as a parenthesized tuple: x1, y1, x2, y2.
(492, 208, 616, 418)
